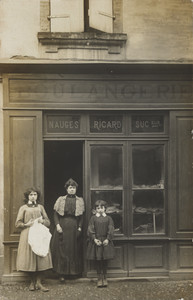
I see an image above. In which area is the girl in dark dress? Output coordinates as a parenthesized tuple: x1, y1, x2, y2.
(87, 200, 114, 288)
(51, 178, 85, 283)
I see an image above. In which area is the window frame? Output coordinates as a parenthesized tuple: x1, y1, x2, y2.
(38, 0, 127, 53)
(86, 139, 168, 241)
(130, 141, 167, 237)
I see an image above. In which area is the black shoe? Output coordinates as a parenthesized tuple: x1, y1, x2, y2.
(59, 277, 65, 284)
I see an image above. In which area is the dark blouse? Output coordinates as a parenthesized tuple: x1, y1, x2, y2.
(64, 195, 76, 215)
(87, 215, 114, 241)
(54, 194, 83, 228)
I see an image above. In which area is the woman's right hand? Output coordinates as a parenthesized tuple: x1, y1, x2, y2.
(56, 224, 63, 233)
(94, 238, 102, 246)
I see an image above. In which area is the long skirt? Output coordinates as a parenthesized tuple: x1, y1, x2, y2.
(87, 236, 114, 261)
(17, 227, 53, 272)
(51, 215, 82, 275)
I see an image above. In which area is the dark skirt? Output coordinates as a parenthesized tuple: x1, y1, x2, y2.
(87, 237, 114, 261)
(51, 215, 82, 275)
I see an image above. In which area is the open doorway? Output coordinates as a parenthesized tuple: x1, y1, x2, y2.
(44, 141, 83, 233)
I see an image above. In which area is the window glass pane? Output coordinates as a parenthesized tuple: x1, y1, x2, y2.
(91, 146, 122, 188)
(91, 191, 123, 234)
(132, 144, 165, 235)
(132, 145, 164, 187)
(133, 190, 164, 234)
(90, 145, 123, 234)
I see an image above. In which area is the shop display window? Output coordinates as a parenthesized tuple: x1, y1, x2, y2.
(132, 145, 165, 234)
(91, 191, 123, 233)
(90, 143, 166, 236)
(90, 145, 123, 233)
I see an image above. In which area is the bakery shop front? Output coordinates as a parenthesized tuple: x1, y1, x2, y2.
(3, 63, 193, 281)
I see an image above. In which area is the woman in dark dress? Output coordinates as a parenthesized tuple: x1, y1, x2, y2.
(87, 200, 114, 288)
(51, 178, 85, 283)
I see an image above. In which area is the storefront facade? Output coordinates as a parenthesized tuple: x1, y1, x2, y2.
(0, 0, 193, 282)
(2, 64, 193, 281)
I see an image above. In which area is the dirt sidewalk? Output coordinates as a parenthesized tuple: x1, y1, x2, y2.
(0, 278, 193, 300)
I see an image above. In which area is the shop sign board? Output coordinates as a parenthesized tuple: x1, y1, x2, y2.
(46, 115, 81, 133)
(132, 115, 164, 133)
(90, 115, 123, 133)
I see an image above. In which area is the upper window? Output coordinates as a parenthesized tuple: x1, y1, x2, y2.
(48, 0, 121, 33)
(39, 0, 126, 54)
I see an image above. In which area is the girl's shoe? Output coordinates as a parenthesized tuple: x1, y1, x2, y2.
(97, 274, 103, 288)
(29, 281, 35, 291)
(36, 276, 49, 292)
(103, 276, 108, 287)
(36, 282, 49, 292)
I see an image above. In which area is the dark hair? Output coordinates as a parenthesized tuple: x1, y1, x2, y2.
(94, 200, 107, 209)
(64, 178, 78, 190)
(23, 187, 41, 203)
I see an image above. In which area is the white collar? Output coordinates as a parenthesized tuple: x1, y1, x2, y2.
(28, 200, 37, 205)
(96, 212, 107, 217)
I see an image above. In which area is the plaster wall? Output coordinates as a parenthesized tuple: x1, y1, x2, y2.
(0, 0, 40, 58)
(0, 80, 4, 279)
(124, 0, 193, 61)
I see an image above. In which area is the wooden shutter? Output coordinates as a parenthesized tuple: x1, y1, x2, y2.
(50, 0, 84, 32)
(89, 0, 113, 33)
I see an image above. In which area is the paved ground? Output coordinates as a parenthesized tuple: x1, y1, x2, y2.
(0, 278, 193, 300)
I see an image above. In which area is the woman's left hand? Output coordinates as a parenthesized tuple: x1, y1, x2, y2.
(103, 239, 109, 246)
(37, 216, 43, 223)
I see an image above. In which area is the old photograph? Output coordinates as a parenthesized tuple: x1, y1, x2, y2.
(0, 1, 193, 299)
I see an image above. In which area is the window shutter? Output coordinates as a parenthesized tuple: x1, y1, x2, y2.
(89, 0, 113, 33)
(50, 0, 84, 32)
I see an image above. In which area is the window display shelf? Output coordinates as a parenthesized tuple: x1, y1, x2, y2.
(90, 187, 123, 190)
(133, 210, 164, 234)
